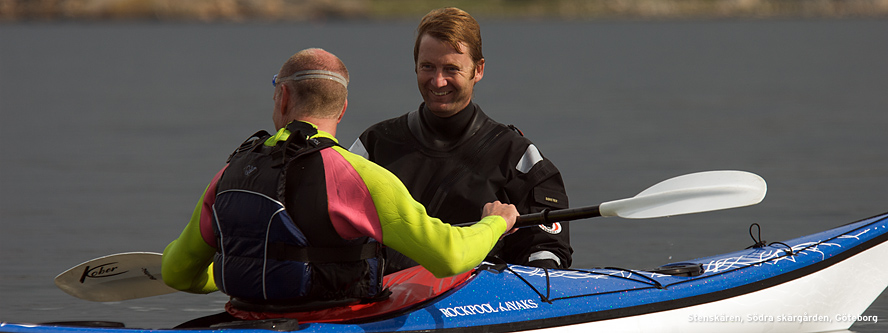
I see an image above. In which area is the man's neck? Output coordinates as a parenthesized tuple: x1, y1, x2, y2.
(421, 102, 475, 141)
(283, 117, 337, 138)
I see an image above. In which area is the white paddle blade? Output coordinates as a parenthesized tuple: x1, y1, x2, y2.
(598, 170, 766, 219)
(54, 252, 177, 302)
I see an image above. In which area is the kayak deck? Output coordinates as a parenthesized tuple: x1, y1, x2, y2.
(2, 212, 887, 333)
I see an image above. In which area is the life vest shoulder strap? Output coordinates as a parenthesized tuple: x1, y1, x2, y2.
(227, 130, 271, 163)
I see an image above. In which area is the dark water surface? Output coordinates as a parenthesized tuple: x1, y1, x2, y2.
(1, 20, 886, 330)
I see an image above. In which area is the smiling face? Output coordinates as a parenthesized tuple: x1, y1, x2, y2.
(416, 34, 484, 118)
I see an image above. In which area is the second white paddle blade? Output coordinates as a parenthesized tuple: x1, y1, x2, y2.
(599, 170, 766, 219)
(54, 252, 177, 302)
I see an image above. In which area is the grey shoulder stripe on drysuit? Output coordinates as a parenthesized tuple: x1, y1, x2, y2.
(516, 144, 543, 174)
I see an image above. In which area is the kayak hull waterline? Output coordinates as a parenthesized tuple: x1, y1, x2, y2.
(3, 212, 887, 333)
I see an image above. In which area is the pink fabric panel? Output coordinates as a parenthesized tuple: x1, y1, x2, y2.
(200, 166, 228, 248)
(320, 148, 384, 241)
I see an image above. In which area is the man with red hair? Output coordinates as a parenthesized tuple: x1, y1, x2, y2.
(352, 8, 573, 273)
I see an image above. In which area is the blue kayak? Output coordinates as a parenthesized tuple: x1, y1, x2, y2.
(3, 212, 887, 333)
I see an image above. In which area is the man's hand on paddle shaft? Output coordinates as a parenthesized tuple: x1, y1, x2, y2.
(482, 201, 519, 234)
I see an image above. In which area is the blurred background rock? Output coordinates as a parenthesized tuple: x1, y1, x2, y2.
(2, 0, 887, 22)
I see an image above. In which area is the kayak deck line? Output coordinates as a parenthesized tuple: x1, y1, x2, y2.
(498, 212, 887, 304)
(436, 212, 888, 332)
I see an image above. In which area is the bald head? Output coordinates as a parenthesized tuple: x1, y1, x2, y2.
(276, 48, 349, 120)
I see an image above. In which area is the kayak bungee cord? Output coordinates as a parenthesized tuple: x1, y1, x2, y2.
(496, 263, 668, 304)
(503, 263, 552, 304)
(746, 223, 795, 257)
(495, 213, 888, 307)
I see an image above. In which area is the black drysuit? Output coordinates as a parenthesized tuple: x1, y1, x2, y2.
(351, 102, 573, 273)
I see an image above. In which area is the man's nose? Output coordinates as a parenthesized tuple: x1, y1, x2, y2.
(432, 71, 447, 87)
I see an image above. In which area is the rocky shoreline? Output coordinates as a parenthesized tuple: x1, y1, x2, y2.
(3, 0, 887, 22)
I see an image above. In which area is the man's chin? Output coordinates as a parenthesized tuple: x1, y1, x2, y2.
(427, 106, 460, 118)
(425, 100, 468, 117)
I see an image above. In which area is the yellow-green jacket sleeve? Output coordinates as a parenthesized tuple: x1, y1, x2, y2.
(161, 170, 222, 294)
(331, 146, 507, 278)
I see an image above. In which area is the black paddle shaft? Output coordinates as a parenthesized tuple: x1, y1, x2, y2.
(455, 205, 602, 228)
(514, 205, 602, 228)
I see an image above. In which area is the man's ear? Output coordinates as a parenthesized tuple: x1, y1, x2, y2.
(473, 58, 485, 83)
(278, 84, 291, 117)
(337, 99, 347, 124)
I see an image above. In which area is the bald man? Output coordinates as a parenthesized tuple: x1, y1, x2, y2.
(161, 48, 518, 316)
